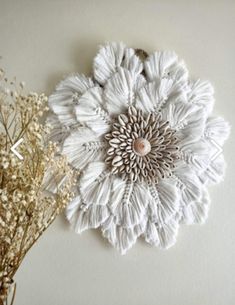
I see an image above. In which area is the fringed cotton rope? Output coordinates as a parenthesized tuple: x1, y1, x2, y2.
(48, 42, 230, 254)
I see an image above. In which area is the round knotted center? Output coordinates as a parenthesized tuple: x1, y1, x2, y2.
(133, 138, 151, 156)
(104, 106, 179, 184)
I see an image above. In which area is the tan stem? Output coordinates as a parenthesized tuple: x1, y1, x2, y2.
(10, 283, 16, 305)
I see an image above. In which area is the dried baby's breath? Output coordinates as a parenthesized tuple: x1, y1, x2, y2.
(0, 68, 76, 304)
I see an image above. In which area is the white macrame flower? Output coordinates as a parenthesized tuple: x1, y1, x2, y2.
(49, 42, 230, 254)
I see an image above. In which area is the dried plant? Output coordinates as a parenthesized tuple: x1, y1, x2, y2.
(0, 68, 76, 305)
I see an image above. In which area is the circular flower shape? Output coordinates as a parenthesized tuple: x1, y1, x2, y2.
(49, 42, 230, 254)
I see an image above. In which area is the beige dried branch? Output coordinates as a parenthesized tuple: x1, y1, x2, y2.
(0, 68, 76, 305)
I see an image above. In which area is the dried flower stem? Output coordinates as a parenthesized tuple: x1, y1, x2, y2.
(0, 68, 76, 304)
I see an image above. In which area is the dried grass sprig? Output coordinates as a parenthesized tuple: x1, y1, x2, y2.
(0, 68, 76, 305)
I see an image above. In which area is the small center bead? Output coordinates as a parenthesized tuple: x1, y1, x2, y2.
(133, 138, 151, 156)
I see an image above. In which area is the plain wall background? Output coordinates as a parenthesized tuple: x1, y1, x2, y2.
(0, 1, 235, 304)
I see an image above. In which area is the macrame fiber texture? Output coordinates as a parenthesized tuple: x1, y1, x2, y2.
(48, 42, 230, 254)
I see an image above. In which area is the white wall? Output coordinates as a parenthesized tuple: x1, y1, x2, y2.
(0, 1, 234, 304)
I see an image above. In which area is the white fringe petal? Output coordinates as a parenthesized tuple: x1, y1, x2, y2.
(148, 180, 180, 225)
(144, 51, 188, 90)
(49, 73, 94, 127)
(74, 205, 109, 234)
(80, 162, 112, 206)
(179, 139, 212, 174)
(188, 79, 214, 113)
(41, 166, 67, 195)
(162, 100, 208, 141)
(108, 177, 149, 228)
(62, 127, 104, 170)
(204, 116, 231, 146)
(199, 154, 226, 185)
(144, 221, 160, 246)
(135, 79, 173, 114)
(122, 48, 143, 76)
(102, 218, 144, 254)
(47, 113, 69, 146)
(66, 192, 109, 234)
(140, 51, 189, 113)
(173, 164, 203, 207)
(195, 116, 230, 185)
(145, 218, 179, 249)
(104, 67, 135, 116)
(93, 42, 126, 85)
(75, 86, 111, 136)
(180, 188, 210, 224)
(117, 182, 149, 228)
(66, 194, 81, 222)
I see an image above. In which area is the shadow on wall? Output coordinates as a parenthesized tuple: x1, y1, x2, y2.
(45, 38, 104, 95)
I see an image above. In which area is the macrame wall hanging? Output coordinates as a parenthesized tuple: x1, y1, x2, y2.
(48, 42, 230, 254)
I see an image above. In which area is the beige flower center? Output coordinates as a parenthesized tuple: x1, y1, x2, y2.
(104, 106, 179, 184)
(133, 138, 151, 156)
